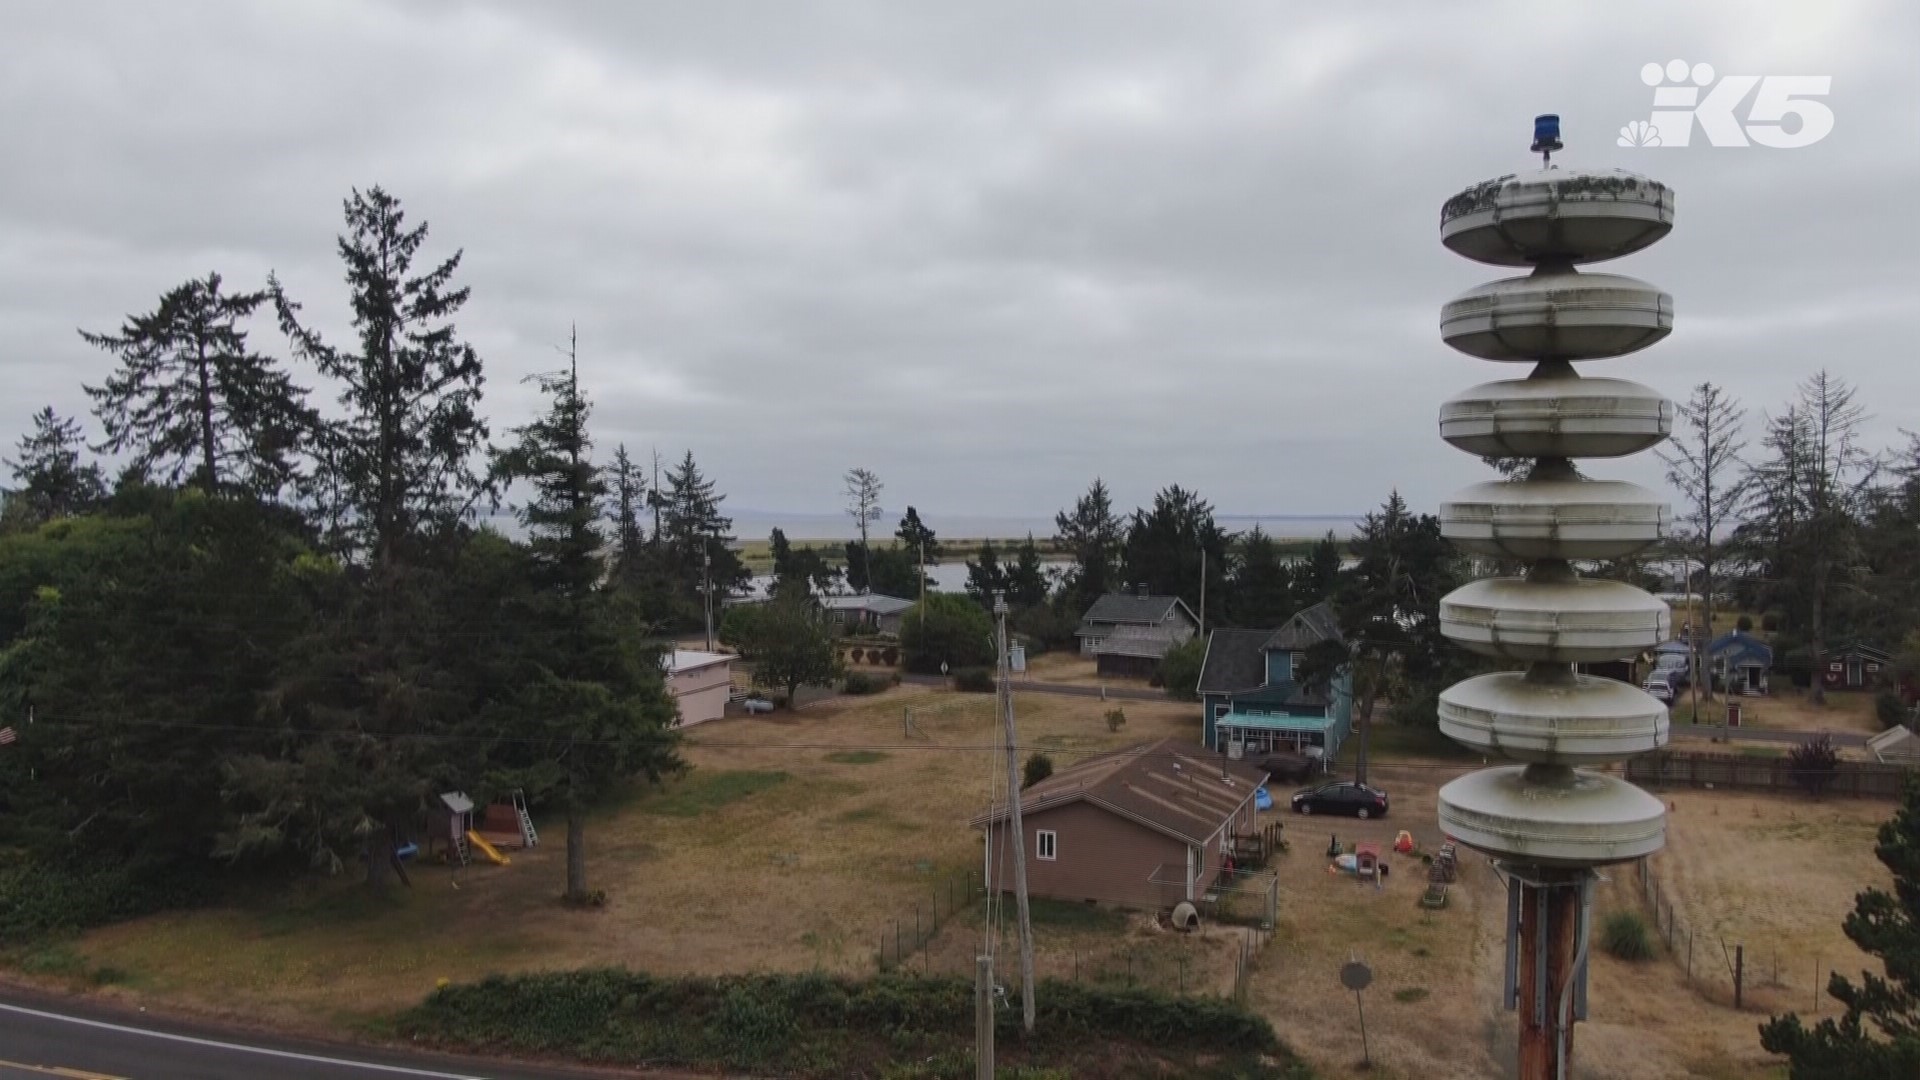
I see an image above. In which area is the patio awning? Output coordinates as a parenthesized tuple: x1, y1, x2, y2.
(1218, 712, 1335, 734)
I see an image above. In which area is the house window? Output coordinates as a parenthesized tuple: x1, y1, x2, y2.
(1036, 830, 1057, 861)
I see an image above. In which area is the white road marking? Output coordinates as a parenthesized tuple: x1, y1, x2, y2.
(0, 1003, 488, 1079)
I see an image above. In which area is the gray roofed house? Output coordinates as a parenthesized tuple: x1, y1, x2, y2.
(1195, 601, 1352, 760)
(820, 592, 914, 635)
(1076, 591, 1201, 678)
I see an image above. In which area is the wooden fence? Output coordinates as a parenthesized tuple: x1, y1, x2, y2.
(1626, 750, 1912, 799)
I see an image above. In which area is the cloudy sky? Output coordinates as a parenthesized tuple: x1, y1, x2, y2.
(3, 0, 1914, 531)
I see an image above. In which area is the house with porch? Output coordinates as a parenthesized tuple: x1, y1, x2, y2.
(970, 738, 1268, 911)
(1076, 591, 1200, 678)
(1820, 642, 1890, 693)
(1196, 601, 1354, 760)
(1705, 630, 1772, 695)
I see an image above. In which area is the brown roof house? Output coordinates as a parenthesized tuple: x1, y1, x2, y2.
(970, 738, 1268, 912)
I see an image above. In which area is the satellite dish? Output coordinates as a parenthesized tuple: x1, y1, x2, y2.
(1171, 902, 1200, 931)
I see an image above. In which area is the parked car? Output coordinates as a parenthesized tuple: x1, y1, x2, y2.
(1255, 750, 1324, 783)
(1642, 676, 1675, 703)
(1291, 781, 1390, 819)
(742, 696, 776, 714)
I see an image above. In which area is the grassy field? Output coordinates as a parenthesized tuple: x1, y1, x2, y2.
(12, 681, 1898, 1078)
(1669, 687, 1883, 735)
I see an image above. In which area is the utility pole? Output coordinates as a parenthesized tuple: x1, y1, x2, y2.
(919, 539, 927, 632)
(975, 953, 995, 1080)
(703, 547, 714, 652)
(1199, 547, 1208, 634)
(995, 592, 1037, 1032)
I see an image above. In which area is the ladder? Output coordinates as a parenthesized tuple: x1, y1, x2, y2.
(512, 789, 539, 847)
(454, 828, 471, 866)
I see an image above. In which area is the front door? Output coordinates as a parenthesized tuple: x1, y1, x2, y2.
(1847, 660, 1863, 688)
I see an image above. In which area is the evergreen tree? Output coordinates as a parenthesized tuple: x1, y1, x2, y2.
(1006, 535, 1049, 609)
(895, 506, 941, 563)
(1054, 478, 1123, 612)
(81, 272, 310, 497)
(660, 450, 746, 615)
(1296, 531, 1343, 601)
(768, 528, 835, 601)
(1229, 526, 1295, 627)
(493, 340, 680, 902)
(842, 539, 870, 593)
(4, 407, 106, 527)
(266, 186, 491, 887)
(1760, 780, 1920, 1076)
(273, 186, 488, 561)
(1119, 484, 1228, 622)
(965, 539, 1009, 605)
(866, 544, 919, 598)
(605, 444, 647, 586)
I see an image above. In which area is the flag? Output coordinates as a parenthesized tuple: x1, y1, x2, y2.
(0, 727, 16, 746)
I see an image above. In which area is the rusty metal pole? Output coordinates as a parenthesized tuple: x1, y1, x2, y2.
(1516, 876, 1579, 1080)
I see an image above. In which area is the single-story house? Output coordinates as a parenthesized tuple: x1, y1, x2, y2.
(1076, 591, 1200, 678)
(971, 738, 1268, 911)
(664, 649, 735, 727)
(1705, 630, 1772, 695)
(1196, 601, 1354, 760)
(1867, 723, 1920, 764)
(820, 592, 914, 635)
(1820, 643, 1890, 692)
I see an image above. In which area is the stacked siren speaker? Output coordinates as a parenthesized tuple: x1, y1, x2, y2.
(1433, 166, 1675, 868)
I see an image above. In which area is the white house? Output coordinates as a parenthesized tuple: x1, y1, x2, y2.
(665, 650, 735, 727)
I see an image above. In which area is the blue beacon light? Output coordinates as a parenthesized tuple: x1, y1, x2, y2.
(1532, 113, 1564, 166)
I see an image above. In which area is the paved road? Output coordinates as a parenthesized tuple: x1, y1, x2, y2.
(0, 995, 627, 1080)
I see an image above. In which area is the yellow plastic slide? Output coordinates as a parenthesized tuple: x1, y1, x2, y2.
(466, 829, 510, 865)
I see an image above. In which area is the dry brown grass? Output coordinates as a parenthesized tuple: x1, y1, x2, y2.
(47, 694, 1893, 1079)
(1021, 651, 1120, 687)
(1677, 688, 1882, 735)
(61, 686, 1203, 1029)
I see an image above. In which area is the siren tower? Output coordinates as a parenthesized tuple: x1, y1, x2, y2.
(1433, 115, 1676, 1079)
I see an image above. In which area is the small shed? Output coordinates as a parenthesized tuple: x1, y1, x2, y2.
(1821, 643, 1890, 692)
(427, 791, 474, 861)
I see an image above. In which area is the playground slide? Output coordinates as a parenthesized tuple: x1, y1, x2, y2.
(466, 829, 510, 865)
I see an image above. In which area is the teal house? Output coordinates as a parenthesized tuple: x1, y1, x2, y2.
(1196, 601, 1353, 759)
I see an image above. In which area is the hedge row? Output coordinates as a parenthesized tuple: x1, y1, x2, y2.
(0, 860, 217, 940)
(398, 969, 1299, 1078)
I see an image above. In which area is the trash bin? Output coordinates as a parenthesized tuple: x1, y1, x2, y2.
(1726, 702, 1742, 728)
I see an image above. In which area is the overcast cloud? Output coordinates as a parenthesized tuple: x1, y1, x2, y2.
(3, 0, 1915, 529)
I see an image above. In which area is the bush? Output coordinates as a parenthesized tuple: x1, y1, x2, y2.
(881, 647, 899, 666)
(0, 860, 218, 938)
(848, 646, 865, 664)
(951, 667, 995, 693)
(898, 594, 995, 675)
(1105, 707, 1127, 733)
(843, 672, 881, 696)
(398, 969, 1290, 1078)
(1599, 911, 1655, 962)
(719, 604, 765, 656)
(1787, 733, 1840, 797)
(1875, 689, 1907, 730)
(1759, 612, 1778, 632)
(1023, 752, 1054, 789)
(1736, 614, 1755, 633)
(1158, 638, 1206, 701)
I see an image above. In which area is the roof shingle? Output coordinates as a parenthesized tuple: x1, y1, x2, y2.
(970, 738, 1268, 846)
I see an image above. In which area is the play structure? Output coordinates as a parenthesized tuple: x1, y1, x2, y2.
(428, 790, 539, 867)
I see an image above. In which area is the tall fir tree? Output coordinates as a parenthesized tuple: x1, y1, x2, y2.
(1005, 534, 1050, 609)
(273, 186, 489, 561)
(82, 272, 310, 498)
(494, 337, 680, 902)
(606, 443, 647, 583)
(1055, 478, 1122, 612)
(4, 407, 106, 527)
(1296, 531, 1343, 602)
(1120, 484, 1228, 622)
(895, 505, 941, 563)
(1229, 526, 1295, 627)
(965, 539, 1009, 605)
(267, 186, 491, 886)
(661, 450, 746, 616)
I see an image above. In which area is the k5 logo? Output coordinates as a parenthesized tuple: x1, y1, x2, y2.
(1620, 60, 1833, 149)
